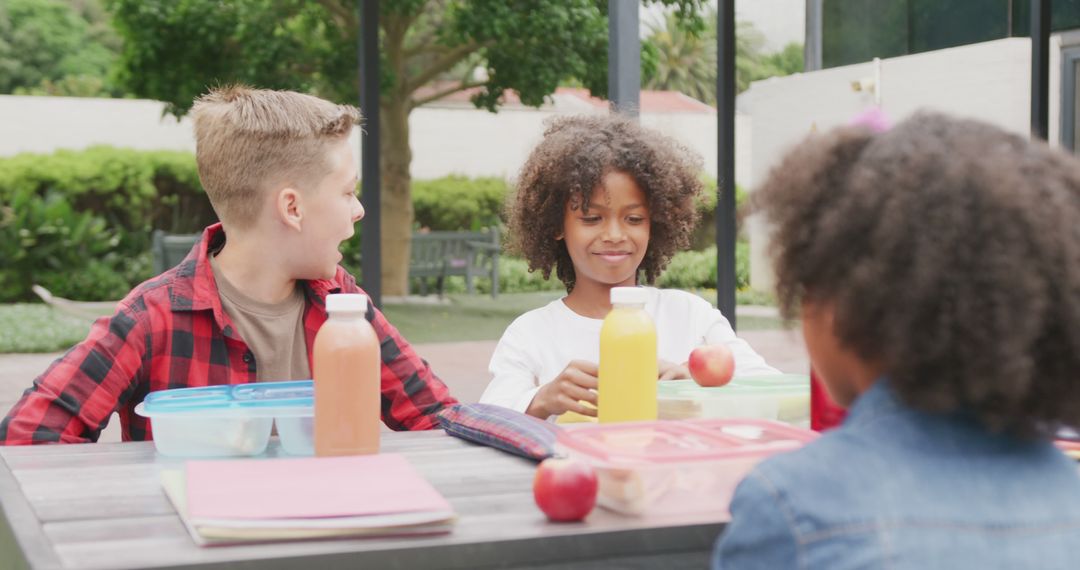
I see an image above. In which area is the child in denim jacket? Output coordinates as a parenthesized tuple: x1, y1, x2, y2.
(713, 112, 1080, 569)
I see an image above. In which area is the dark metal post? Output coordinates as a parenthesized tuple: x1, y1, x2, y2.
(1031, 0, 1050, 139)
(716, 0, 737, 329)
(359, 0, 382, 308)
(804, 0, 823, 71)
(608, 0, 640, 117)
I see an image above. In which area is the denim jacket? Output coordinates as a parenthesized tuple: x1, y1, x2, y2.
(713, 380, 1080, 569)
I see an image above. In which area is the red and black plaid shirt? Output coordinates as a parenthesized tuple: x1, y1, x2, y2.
(0, 224, 458, 444)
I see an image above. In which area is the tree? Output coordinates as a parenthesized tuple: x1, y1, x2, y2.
(106, 0, 707, 296)
(756, 42, 804, 80)
(0, 0, 121, 96)
(643, 9, 717, 103)
(644, 10, 803, 103)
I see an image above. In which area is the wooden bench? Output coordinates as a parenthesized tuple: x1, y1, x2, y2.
(409, 228, 500, 298)
(150, 229, 501, 298)
(151, 229, 201, 274)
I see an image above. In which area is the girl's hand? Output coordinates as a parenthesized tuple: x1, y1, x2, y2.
(527, 360, 599, 419)
(658, 359, 691, 381)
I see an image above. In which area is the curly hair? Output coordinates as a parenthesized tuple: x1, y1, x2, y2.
(755, 111, 1080, 435)
(509, 114, 705, 291)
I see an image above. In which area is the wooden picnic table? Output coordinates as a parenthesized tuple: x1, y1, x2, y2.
(0, 430, 726, 569)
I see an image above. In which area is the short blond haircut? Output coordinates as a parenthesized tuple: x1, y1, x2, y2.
(191, 85, 360, 228)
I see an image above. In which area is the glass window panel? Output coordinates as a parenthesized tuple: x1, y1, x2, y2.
(910, 0, 1009, 53)
(822, 0, 908, 68)
(1073, 60, 1080, 154)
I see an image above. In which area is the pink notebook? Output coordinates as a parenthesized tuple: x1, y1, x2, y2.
(185, 453, 452, 521)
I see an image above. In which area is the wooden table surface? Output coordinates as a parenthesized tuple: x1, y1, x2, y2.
(0, 430, 726, 569)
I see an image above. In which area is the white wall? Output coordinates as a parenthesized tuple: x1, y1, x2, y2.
(740, 37, 1069, 291)
(736, 0, 806, 52)
(0, 94, 748, 189)
(408, 102, 750, 189)
(0, 95, 196, 155)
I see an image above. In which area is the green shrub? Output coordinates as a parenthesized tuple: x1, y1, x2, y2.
(656, 242, 749, 291)
(341, 175, 511, 280)
(0, 146, 211, 237)
(36, 256, 143, 301)
(407, 247, 749, 297)
(694, 175, 748, 213)
(0, 190, 130, 301)
(734, 288, 776, 306)
(691, 177, 749, 250)
(1, 147, 756, 302)
(487, 257, 564, 294)
(412, 176, 509, 231)
(408, 256, 564, 296)
(0, 146, 210, 301)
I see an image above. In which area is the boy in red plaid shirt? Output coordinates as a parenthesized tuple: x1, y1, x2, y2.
(0, 86, 457, 444)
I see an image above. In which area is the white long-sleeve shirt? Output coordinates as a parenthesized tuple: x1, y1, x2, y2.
(479, 287, 780, 415)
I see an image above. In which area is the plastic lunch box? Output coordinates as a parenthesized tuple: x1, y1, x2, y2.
(134, 380, 314, 457)
(556, 418, 818, 516)
(658, 374, 811, 427)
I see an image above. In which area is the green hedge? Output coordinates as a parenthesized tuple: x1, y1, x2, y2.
(690, 177, 748, 250)
(0, 189, 145, 301)
(0, 147, 210, 301)
(1, 146, 750, 302)
(412, 176, 509, 231)
(656, 243, 750, 291)
(438, 244, 749, 297)
(0, 146, 212, 235)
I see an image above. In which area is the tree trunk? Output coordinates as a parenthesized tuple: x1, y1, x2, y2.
(379, 98, 413, 297)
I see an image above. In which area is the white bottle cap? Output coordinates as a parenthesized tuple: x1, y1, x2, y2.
(610, 287, 648, 305)
(325, 293, 368, 315)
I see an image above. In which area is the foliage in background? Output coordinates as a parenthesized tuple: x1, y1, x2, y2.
(0, 147, 211, 301)
(0, 0, 123, 97)
(104, 0, 709, 297)
(757, 42, 804, 82)
(412, 176, 508, 231)
(410, 174, 744, 239)
(0, 146, 210, 235)
(644, 9, 804, 101)
(691, 177, 748, 250)
(420, 257, 565, 297)
(436, 244, 750, 298)
(1, 147, 750, 302)
(0, 190, 131, 301)
(656, 243, 749, 291)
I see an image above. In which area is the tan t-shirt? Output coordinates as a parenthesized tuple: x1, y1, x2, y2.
(210, 255, 311, 382)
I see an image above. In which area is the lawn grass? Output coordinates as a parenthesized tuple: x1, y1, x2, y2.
(0, 293, 566, 353)
(0, 304, 92, 353)
(0, 290, 784, 353)
(381, 291, 563, 344)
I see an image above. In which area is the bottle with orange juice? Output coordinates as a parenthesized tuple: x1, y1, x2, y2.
(313, 293, 381, 456)
(598, 287, 658, 423)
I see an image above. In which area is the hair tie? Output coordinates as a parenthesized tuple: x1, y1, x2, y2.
(848, 106, 891, 133)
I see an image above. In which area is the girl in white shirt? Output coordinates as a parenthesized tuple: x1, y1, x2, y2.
(480, 114, 778, 420)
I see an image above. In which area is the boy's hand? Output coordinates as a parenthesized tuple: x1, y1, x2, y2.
(527, 360, 599, 419)
(658, 359, 691, 381)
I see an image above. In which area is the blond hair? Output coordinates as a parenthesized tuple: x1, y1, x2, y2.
(191, 85, 360, 228)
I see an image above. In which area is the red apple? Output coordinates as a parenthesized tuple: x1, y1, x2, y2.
(689, 344, 735, 387)
(533, 458, 598, 522)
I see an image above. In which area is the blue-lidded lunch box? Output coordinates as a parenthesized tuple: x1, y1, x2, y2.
(134, 380, 315, 457)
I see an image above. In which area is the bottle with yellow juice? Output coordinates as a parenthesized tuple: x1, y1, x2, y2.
(598, 287, 658, 423)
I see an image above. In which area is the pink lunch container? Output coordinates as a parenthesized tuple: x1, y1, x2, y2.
(556, 418, 818, 517)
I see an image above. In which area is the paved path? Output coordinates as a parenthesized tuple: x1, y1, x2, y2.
(0, 329, 807, 443)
